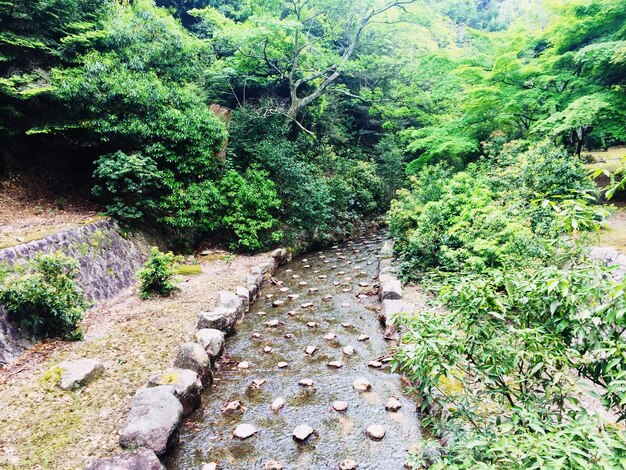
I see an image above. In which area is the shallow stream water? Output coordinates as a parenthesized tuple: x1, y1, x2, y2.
(165, 233, 421, 469)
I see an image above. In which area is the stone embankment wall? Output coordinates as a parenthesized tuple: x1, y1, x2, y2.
(0, 219, 150, 365)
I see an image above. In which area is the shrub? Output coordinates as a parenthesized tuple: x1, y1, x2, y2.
(0, 253, 87, 339)
(138, 247, 180, 299)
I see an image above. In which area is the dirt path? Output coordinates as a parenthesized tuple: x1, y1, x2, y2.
(0, 253, 265, 469)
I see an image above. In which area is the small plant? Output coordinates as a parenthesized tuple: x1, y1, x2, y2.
(138, 247, 180, 299)
(0, 253, 87, 339)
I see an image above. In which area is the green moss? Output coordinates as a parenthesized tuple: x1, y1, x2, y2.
(177, 264, 202, 275)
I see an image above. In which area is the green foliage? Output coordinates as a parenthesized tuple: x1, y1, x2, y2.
(138, 247, 180, 299)
(0, 253, 87, 339)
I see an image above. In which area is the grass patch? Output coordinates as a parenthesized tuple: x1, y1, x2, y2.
(176, 264, 202, 275)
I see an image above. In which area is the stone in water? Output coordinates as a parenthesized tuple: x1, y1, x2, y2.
(385, 396, 402, 412)
(305, 345, 318, 356)
(277, 362, 289, 368)
(368, 361, 383, 369)
(332, 401, 348, 412)
(327, 361, 343, 369)
(324, 333, 337, 340)
(342, 346, 354, 355)
(358, 334, 369, 341)
(339, 459, 358, 470)
(298, 379, 314, 386)
(366, 424, 386, 440)
(271, 397, 285, 411)
(292, 424, 315, 442)
(353, 378, 372, 391)
(233, 423, 257, 439)
(238, 361, 250, 369)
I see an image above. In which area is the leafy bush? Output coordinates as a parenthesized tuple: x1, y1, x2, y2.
(0, 253, 87, 339)
(138, 247, 180, 299)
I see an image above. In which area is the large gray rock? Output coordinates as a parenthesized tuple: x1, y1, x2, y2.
(381, 279, 402, 300)
(147, 368, 202, 416)
(56, 359, 105, 390)
(197, 307, 239, 333)
(216, 291, 245, 322)
(119, 386, 183, 456)
(236, 286, 251, 312)
(86, 449, 163, 470)
(173, 342, 212, 386)
(379, 258, 394, 275)
(195, 328, 225, 360)
(246, 273, 263, 300)
(379, 299, 416, 326)
(272, 248, 288, 265)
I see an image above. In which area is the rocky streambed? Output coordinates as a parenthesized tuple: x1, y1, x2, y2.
(165, 233, 421, 469)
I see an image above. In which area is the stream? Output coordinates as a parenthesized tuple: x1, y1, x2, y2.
(165, 233, 422, 469)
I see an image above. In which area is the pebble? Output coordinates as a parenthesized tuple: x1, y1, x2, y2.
(333, 282, 341, 286)
(318, 275, 327, 279)
(285, 269, 293, 272)
(277, 362, 289, 368)
(238, 361, 250, 369)
(307, 322, 317, 327)
(366, 424, 386, 440)
(252, 379, 266, 388)
(357, 294, 367, 299)
(233, 423, 257, 439)
(305, 345, 318, 356)
(322, 295, 333, 300)
(223, 401, 242, 413)
(342, 346, 355, 355)
(301, 302, 314, 308)
(263, 346, 273, 353)
(271, 397, 285, 411)
(342, 288, 351, 293)
(298, 281, 308, 286)
(324, 333, 337, 340)
(292, 424, 315, 442)
(309, 287, 319, 293)
(368, 361, 383, 369)
(279, 287, 289, 292)
(287, 310, 297, 317)
(339, 459, 358, 470)
(292, 274, 300, 279)
(273, 300, 285, 307)
(353, 378, 372, 391)
(303, 264, 311, 268)
(341, 323, 353, 328)
(288, 294, 300, 299)
(385, 396, 402, 412)
(266, 294, 274, 299)
(257, 311, 267, 316)
(263, 461, 283, 470)
(358, 334, 370, 341)
(298, 379, 314, 386)
(266, 319, 280, 327)
(327, 361, 343, 369)
(332, 400, 348, 412)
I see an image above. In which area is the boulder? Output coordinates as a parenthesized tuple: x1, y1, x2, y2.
(86, 449, 163, 470)
(56, 359, 105, 391)
(380, 279, 402, 300)
(216, 291, 245, 322)
(379, 300, 415, 326)
(195, 328, 225, 360)
(173, 342, 212, 386)
(236, 286, 251, 311)
(272, 248, 288, 265)
(147, 368, 202, 416)
(119, 386, 183, 456)
(197, 307, 239, 333)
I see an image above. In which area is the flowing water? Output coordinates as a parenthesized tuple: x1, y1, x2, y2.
(166, 233, 421, 469)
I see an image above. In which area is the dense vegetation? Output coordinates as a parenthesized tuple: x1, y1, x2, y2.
(2, 0, 626, 466)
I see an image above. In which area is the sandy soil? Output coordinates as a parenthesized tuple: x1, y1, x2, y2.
(0, 253, 265, 469)
(0, 175, 102, 249)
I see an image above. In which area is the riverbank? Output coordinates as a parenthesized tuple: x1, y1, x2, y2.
(0, 252, 266, 469)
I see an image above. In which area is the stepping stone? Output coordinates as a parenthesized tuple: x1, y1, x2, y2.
(385, 396, 402, 412)
(309, 288, 319, 293)
(202, 464, 217, 470)
(305, 346, 318, 356)
(55, 359, 105, 390)
(338, 271, 346, 275)
(288, 294, 300, 299)
(292, 275, 300, 279)
(303, 264, 311, 268)
(342, 346, 354, 355)
(284, 334, 294, 339)
(318, 275, 327, 279)
(307, 322, 317, 328)
(223, 401, 243, 413)
(353, 378, 372, 391)
(342, 288, 351, 293)
(266, 319, 280, 327)
(339, 459, 358, 470)
(332, 401, 348, 412)
(286, 269, 293, 272)
(279, 287, 290, 292)
(271, 397, 285, 411)
(119, 387, 183, 456)
(292, 424, 315, 442)
(322, 295, 333, 301)
(298, 379, 314, 387)
(252, 379, 266, 388)
(257, 311, 267, 316)
(358, 334, 369, 341)
(357, 294, 367, 299)
(341, 323, 353, 329)
(287, 310, 297, 317)
(366, 425, 386, 440)
(251, 333, 262, 339)
(277, 362, 289, 368)
(341, 303, 350, 308)
(266, 294, 274, 299)
(263, 461, 283, 470)
(238, 361, 250, 370)
(298, 281, 308, 286)
(327, 361, 343, 369)
(301, 302, 314, 308)
(368, 361, 383, 369)
(324, 333, 337, 341)
(333, 282, 341, 286)
(264, 346, 273, 353)
(233, 424, 257, 439)
(272, 300, 285, 307)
